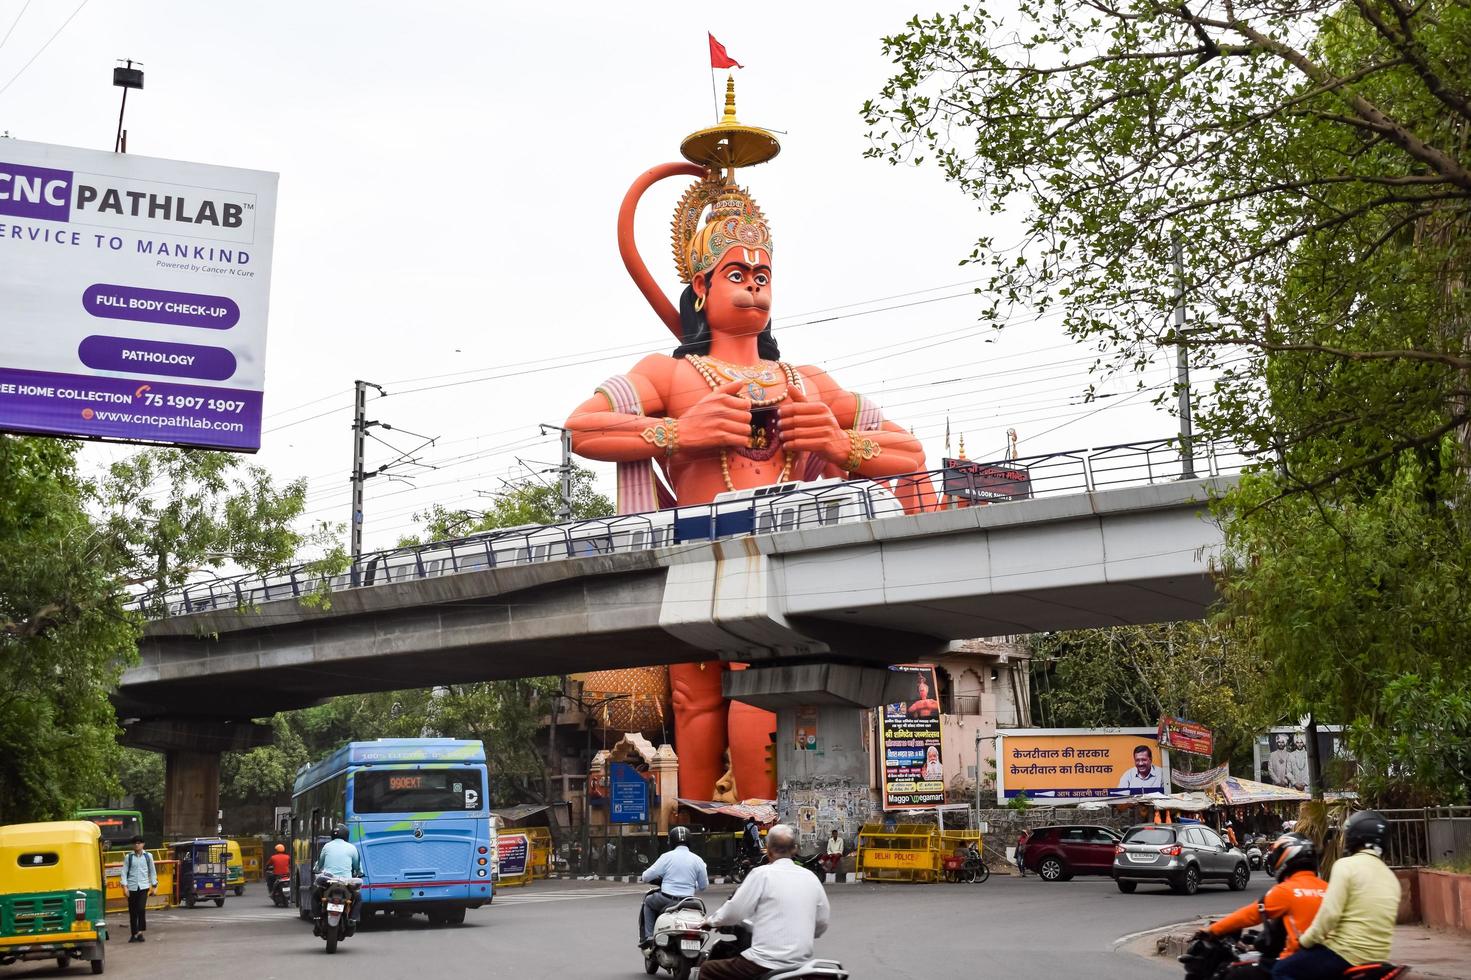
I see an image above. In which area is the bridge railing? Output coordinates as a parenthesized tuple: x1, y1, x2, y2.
(131, 436, 1246, 618)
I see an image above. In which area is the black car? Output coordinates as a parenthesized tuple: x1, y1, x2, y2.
(1112, 823, 1250, 895)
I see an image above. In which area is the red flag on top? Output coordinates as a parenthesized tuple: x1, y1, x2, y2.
(708, 33, 743, 69)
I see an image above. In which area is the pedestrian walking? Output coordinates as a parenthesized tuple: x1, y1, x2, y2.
(1015, 832, 1027, 877)
(122, 836, 157, 942)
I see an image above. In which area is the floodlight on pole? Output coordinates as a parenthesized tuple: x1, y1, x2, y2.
(113, 59, 143, 153)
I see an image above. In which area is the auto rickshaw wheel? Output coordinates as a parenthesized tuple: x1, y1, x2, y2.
(233, 886, 244, 896)
(185, 896, 196, 908)
(57, 956, 69, 971)
(91, 943, 105, 975)
(213, 897, 224, 907)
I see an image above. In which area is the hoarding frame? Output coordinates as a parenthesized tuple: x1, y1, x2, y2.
(994, 727, 1172, 805)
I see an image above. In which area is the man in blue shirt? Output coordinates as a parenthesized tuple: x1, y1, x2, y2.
(311, 825, 363, 926)
(122, 836, 157, 943)
(638, 826, 708, 947)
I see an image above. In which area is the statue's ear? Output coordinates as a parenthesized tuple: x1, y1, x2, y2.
(691, 273, 709, 302)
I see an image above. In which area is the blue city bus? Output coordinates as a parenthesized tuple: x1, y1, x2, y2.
(290, 738, 494, 924)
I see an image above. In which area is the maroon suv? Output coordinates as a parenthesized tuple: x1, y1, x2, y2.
(1021, 825, 1122, 881)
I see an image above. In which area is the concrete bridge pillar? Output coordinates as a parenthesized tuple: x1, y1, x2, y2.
(724, 664, 904, 852)
(121, 720, 274, 839)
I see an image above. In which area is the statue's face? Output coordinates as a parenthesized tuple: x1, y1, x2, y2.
(693, 247, 772, 340)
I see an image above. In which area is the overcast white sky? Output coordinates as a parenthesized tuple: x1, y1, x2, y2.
(0, 0, 1197, 551)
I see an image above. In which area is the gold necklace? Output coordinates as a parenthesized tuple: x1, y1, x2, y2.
(686, 354, 798, 492)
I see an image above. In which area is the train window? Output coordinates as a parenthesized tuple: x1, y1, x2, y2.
(825, 501, 844, 525)
(756, 511, 776, 534)
(531, 544, 550, 562)
(630, 530, 648, 550)
(779, 508, 797, 531)
(513, 547, 531, 564)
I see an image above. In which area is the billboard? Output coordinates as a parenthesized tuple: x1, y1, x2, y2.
(1252, 726, 1356, 795)
(608, 762, 649, 824)
(942, 457, 1033, 503)
(881, 665, 945, 809)
(1157, 716, 1214, 757)
(995, 728, 1170, 802)
(0, 139, 278, 451)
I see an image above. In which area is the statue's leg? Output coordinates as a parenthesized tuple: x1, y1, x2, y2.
(727, 664, 778, 801)
(670, 662, 729, 801)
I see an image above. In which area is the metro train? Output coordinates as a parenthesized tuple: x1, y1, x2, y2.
(169, 476, 905, 615)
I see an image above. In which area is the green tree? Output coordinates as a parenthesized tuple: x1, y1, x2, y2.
(1030, 623, 1265, 768)
(401, 464, 613, 544)
(863, 0, 1470, 482)
(0, 437, 134, 822)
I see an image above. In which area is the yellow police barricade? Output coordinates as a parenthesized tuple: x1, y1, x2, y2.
(523, 827, 552, 879)
(856, 823, 941, 883)
(495, 831, 533, 888)
(239, 838, 265, 882)
(104, 853, 177, 911)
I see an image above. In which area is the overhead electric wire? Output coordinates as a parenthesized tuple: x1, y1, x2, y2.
(0, 0, 35, 56)
(0, 0, 90, 99)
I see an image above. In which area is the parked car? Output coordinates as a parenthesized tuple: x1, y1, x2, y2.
(1112, 823, 1251, 895)
(1020, 825, 1123, 881)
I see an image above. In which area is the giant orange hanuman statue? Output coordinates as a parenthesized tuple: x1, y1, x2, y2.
(566, 79, 933, 802)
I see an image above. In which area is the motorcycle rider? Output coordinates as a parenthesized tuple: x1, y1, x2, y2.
(741, 816, 764, 865)
(1197, 832, 1327, 971)
(637, 825, 708, 949)
(266, 843, 291, 901)
(701, 824, 830, 980)
(311, 824, 363, 930)
(1276, 811, 1401, 980)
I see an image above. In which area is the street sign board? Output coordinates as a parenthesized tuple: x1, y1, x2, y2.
(608, 762, 649, 824)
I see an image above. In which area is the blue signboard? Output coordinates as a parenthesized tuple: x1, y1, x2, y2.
(609, 762, 649, 824)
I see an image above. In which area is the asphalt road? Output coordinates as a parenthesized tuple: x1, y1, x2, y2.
(18, 872, 1272, 980)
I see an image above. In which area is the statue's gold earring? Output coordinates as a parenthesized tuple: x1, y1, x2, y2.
(694, 294, 705, 313)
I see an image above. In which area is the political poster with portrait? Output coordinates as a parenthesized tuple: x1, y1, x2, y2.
(881, 664, 945, 809)
(995, 728, 1169, 802)
(1252, 726, 1357, 796)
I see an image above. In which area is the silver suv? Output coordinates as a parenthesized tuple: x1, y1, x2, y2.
(1111, 823, 1250, 895)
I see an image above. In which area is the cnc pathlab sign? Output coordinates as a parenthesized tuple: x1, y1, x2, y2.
(942, 458, 1033, 502)
(995, 729, 1169, 802)
(881, 665, 945, 809)
(0, 139, 278, 451)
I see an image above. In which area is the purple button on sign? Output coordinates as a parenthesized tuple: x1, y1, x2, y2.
(78, 335, 237, 382)
(82, 283, 240, 330)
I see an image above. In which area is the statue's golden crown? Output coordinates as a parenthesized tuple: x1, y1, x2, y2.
(672, 178, 772, 284)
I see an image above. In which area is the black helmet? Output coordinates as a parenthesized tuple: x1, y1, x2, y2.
(1178, 935, 1233, 980)
(332, 824, 349, 841)
(1265, 832, 1318, 882)
(1343, 810, 1389, 855)
(668, 826, 691, 848)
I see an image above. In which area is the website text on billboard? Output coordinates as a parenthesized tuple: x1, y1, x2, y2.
(0, 140, 278, 452)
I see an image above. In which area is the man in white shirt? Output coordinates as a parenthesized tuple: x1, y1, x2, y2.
(1117, 745, 1163, 792)
(701, 824, 830, 979)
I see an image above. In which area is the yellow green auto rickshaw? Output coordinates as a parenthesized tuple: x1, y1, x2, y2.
(0, 821, 108, 974)
(223, 840, 245, 897)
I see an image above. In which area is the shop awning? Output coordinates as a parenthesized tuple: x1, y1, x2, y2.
(1217, 776, 1310, 805)
(677, 799, 778, 824)
(1134, 792, 1216, 812)
(496, 802, 569, 824)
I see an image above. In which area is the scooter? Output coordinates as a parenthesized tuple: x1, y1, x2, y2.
(643, 890, 721, 980)
(1245, 840, 1264, 872)
(1179, 931, 1408, 980)
(313, 875, 361, 954)
(266, 871, 290, 908)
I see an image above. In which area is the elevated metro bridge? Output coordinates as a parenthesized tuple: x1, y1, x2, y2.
(118, 438, 1245, 722)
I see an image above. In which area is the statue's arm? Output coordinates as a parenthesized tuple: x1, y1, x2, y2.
(567, 355, 751, 461)
(782, 366, 929, 477)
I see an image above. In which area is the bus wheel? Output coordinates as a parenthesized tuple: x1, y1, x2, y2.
(445, 908, 466, 926)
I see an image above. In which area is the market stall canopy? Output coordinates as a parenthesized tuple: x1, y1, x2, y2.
(496, 802, 570, 825)
(1133, 792, 1215, 812)
(677, 798, 778, 824)
(1218, 776, 1310, 805)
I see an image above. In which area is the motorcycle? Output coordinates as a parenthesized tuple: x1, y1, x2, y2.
(732, 850, 825, 884)
(266, 871, 290, 908)
(641, 892, 848, 980)
(1179, 931, 1409, 980)
(313, 874, 361, 954)
(1245, 837, 1264, 872)
(943, 843, 991, 883)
